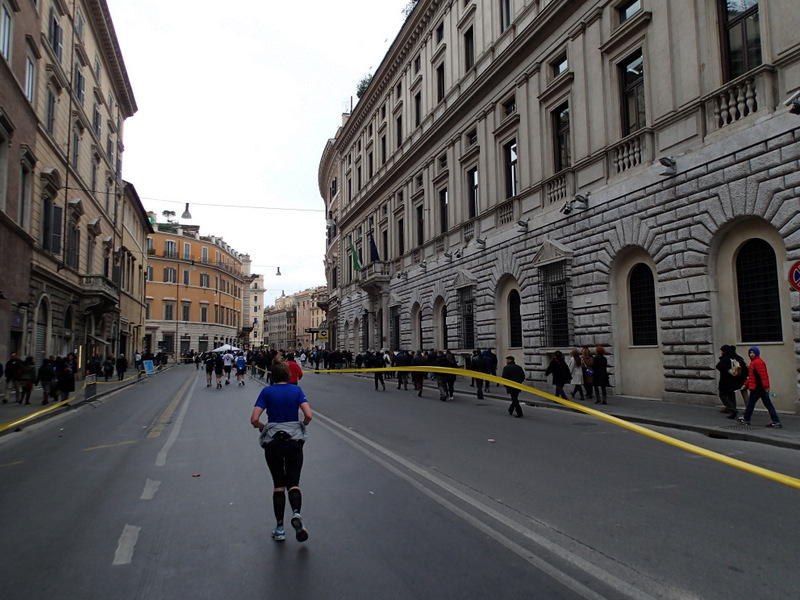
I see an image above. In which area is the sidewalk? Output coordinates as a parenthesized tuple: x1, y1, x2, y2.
(356, 372, 800, 451)
(3, 367, 798, 450)
(0, 369, 154, 436)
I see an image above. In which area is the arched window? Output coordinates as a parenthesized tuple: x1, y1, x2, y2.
(440, 305, 448, 349)
(629, 263, 658, 346)
(508, 290, 522, 347)
(737, 239, 782, 342)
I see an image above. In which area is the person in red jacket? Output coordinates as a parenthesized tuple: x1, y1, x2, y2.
(284, 353, 304, 385)
(736, 346, 782, 428)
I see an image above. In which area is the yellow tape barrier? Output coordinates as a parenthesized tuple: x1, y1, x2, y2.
(0, 370, 146, 434)
(310, 366, 800, 491)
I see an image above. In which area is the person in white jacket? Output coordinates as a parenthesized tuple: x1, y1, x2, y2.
(567, 349, 585, 400)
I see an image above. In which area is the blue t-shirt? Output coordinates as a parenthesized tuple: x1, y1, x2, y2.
(254, 383, 307, 423)
(236, 356, 246, 369)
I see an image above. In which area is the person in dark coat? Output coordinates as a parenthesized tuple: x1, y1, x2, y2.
(55, 357, 75, 403)
(35, 357, 55, 405)
(501, 356, 526, 418)
(411, 350, 426, 396)
(592, 346, 609, 404)
(716, 345, 742, 419)
(116, 354, 128, 381)
(469, 350, 490, 399)
(544, 350, 571, 400)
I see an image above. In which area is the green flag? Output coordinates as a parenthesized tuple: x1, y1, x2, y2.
(349, 237, 362, 272)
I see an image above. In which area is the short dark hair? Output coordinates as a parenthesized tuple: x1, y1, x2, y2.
(271, 361, 291, 383)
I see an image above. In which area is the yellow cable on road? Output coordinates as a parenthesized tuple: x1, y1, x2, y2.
(314, 366, 800, 491)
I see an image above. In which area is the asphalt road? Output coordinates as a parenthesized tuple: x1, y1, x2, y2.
(1, 366, 798, 600)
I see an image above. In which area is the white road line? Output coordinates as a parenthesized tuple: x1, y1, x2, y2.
(141, 478, 161, 500)
(112, 524, 141, 566)
(155, 377, 197, 467)
(315, 411, 659, 600)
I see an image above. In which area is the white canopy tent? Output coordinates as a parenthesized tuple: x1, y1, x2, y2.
(211, 344, 240, 353)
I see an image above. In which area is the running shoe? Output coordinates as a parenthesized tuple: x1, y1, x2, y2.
(766, 422, 782, 429)
(290, 512, 308, 542)
(271, 526, 285, 542)
(735, 417, 750, 425)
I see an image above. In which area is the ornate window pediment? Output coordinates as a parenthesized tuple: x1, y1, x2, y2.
(453, 268, 477, 289)
(532, 239, 573, 266)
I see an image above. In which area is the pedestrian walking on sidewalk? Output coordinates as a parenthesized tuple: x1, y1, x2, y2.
(250, 360, 313, 543)
(737, 347, 782, 428)
(592, 347, 609, 404)
(545, 351, 571, 400)
(567, 349, 585, 400)
(501, 356, 526, 418)
(716, 345, 742, 419)
(411, 350, 426, 396)
(35, 357, 55, 405)
(469, 350, 490, 399)
(116, 354, 128, 381)
(4, 352, 23, 404)
(580, 347, 594, 401)
(19, 357, 36, 405)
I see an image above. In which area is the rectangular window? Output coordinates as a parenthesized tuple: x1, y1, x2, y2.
(93, 104, 102, 138)
(618, 0, 641, 23)
(553, 103, 571, 172)
(86, 235, 95, 274)
(398, 218, 405, 255)
(720, 0, 762, 81)
(467, 167, 478, 219)
(71, 128, 80, 168)
(464, 26, 475, 71)
(25, 56, 36, 102)
(396, 115, 403, 149)
(200, 273, 209, 287)
(200, 306, 208, 323)
(201, 246, 208, 264)
(414, 92, 422, 127)
(0, 3, 11, 59)
(620, 50, 645, 135)
(439, 188, 448, 234)
(164, 303, 174, 321)
(74, 65, 85, 106)
(500, 0, 512, 32)
(539, 261, 570, 347)
(18, 161, 32, 230)
(504, 140, 518, 198)
(182, 269, 189, 286)
(381, 135, 386, 164)
(182, 304, 190, 321)
(183, 242, 191, 260)
(436, 63, 445, 103)
(48, 9, 63, 62)
(414, 55, 421, 74)
(66, 222, 79, 268)
(552, 52, 568, 78)
(368, 152, 373, 178)
(436, 22, 444, 43)
(163, 267, 176, 283)
(460, 288, 475, 349)
(164, 240, 177, 258)
(145, 302, 152, 320)
(416, 205, 424, 246)
(46, 89, 56, 133)
(146, 265, 153, 281)
(504, 96, 517, 117)
(41, 197, 62, 254)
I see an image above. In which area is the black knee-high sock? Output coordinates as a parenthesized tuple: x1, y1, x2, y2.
(288, 488, 302, 514)
(273, 491, 286, 525)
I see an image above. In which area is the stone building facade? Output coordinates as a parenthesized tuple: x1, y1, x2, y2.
(145, 221, 244, 356)
(1, 0, 145, 373)
(318, 0, 800, 411)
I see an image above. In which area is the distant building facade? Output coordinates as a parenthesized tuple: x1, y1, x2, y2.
(319, 0, 800, 411)
(145, 220, 244, 356)
(240, 255, 265, 348)
(1, 0, 143, 373)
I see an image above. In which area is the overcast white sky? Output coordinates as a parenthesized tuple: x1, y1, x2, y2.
(105, 0, 410, 305)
